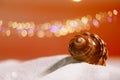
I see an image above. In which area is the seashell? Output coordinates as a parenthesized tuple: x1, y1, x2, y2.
(68, 32, 108, 66)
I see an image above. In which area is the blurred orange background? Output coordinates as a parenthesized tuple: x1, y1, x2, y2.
(0, 0, 120, 60)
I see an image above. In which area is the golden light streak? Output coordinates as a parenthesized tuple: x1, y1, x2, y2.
(72, 0, 82, 2)
(0, 9, 117, 38)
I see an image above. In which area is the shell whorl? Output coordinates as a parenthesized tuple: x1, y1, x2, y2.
(68, 32, 108, 66)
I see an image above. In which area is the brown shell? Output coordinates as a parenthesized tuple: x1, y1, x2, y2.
(68, 32, 108, 66)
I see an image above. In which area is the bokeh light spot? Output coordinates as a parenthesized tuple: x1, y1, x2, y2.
(81, 17, 88, 25)
(93, 19, 99, 27)
(0, 20, 3, 26)
(108, 11, 113, 17)
(95, 14, 102, 21)
(6, 29, 11, 37)
(37, 30, 45, 38)
(113, 9, 118, 15)
(107, 17, 112, 23)
(50, 25, 58, 33)
(21, 30, 27, 37)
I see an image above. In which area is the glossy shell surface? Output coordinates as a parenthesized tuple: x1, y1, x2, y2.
(69, 32, 108, 66)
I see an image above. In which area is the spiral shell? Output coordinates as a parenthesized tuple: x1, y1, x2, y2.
(68, 32, 108, 66)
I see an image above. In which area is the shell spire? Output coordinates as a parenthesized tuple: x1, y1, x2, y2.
(68, 32, 108, 66)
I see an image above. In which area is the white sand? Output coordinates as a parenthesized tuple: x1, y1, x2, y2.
(0, 55, 119, 80)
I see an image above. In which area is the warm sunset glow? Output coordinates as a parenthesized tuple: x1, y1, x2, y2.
(0, 0, 119, 60)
